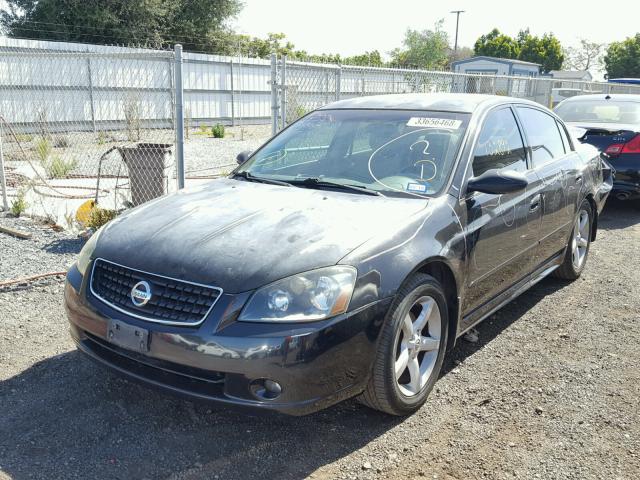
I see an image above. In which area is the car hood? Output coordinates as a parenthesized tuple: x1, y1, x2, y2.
(95, 178, 428, 293)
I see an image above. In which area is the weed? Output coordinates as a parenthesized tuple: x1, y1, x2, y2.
(87, 206, 117, 229)
(35, 137, 52, 162)
(97, 131, 107, 145)
(10, 189, 28, 217)
(13, 133, 33, 144)
(211, 124, 225, 138)
(42, 155, 78, 178)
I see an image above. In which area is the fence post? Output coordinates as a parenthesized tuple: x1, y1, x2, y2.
(86, 55, 97, 133)
(325, 69, 330, 104)
(270, 53, 278, 136)
(0, 123, 8, 211)
(174, 44, 185, 189)
(361, 71, 366, 96)
(335, 67, 341, 101)
(230, 59, 236, 127)
(280, 55, 287, 129)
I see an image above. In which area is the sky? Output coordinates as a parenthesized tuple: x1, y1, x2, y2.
(233, 0, 640, 58)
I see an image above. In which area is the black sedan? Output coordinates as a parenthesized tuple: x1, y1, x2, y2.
(555, 94, 640, 202)
(65, 93, 612, 416)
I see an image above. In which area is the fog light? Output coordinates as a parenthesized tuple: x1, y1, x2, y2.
(264, 379, 282, 395)
(249, 378, 282, 400)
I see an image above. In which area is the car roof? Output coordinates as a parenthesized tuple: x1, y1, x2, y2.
(318, 93, 542, 114)
(559, 93, 640, 103)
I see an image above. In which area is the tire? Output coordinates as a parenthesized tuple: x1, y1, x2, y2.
(553, 199, 593, 280)
(359, 273, 449, 416)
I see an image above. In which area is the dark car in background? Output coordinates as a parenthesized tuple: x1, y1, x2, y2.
(65, 93, 611, 416)
(555, 94, 640, 202)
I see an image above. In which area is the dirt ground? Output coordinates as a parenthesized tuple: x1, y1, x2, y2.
(0, 200, 639, 480)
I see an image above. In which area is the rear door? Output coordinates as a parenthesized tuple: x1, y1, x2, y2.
(515, 106, 579, 265)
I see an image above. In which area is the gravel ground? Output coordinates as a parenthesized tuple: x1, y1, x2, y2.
(0, 200, 639, 480)
(184, 124, 271, 176)
(3, 124, 271, 179)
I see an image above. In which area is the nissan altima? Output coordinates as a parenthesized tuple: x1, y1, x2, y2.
(65, 93, 612, 416)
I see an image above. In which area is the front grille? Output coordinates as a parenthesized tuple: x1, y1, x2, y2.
(90, 258, 222, 325)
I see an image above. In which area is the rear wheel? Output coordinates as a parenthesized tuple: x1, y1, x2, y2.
(359, 274, 448, 416)
(553, 199, 592, 280)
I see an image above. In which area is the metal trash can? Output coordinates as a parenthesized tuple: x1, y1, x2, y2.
(119, 143, 173, 206)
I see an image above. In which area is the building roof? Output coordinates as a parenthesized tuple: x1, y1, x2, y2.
(451, 55, 541, 68)
(320, 93, 540, 113)
(550, 70, 592, 80)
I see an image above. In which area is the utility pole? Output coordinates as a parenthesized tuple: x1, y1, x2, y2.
(451, 10, 465, 53)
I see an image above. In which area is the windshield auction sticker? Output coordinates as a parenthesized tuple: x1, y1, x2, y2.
(407, 117, 462, 129)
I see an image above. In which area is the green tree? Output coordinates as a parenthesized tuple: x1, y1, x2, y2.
(473, 28, 563, 73)
(473, 28, 520, 59)
(604, 34, 640, 79)
(518, 31, 563, 73)
(0, 0, 242, 50)
(343, 50, 384, 67)
(390, 20, 450, 69)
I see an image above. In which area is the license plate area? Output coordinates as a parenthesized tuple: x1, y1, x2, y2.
(107, 320, 149, 353)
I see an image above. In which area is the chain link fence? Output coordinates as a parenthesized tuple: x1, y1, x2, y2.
(2, 38, 640, 228)
(0, 43, 177, 226)
(274, 57, 640, 128)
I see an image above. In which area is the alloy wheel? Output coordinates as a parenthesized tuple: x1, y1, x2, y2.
(394, 295, 442, 397)
(571, 209, 590, 269)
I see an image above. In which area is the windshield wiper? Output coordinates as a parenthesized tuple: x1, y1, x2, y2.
(292, 177, 384, 197)
(231, 171, 292, 187)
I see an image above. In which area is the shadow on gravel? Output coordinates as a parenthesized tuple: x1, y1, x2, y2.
(0, 277, 574, 480)
(441, 276, 573, 376)
(43, 237, 84, 255)
(2, 202, 632, 480)
(598, 198, 640, 231)
(0, 351, 401, 480)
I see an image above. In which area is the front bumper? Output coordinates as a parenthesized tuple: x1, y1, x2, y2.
(64, 265, 392, 415)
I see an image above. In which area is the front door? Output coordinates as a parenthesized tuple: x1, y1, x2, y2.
(461, 106, 543, 318)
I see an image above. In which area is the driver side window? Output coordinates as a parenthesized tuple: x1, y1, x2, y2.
(472, 108, 527, 177)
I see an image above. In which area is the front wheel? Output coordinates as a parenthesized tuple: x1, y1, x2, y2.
(553, 199, 592, 280)
(359, 274, 448, 416)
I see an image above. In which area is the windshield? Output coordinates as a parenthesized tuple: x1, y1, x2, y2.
(236, 109, 470, 197)
(555, 100, 640, 124)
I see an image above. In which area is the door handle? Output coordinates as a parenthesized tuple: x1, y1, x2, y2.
(530, 194, 541, 212)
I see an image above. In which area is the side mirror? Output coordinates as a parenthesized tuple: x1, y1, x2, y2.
(467, 169, 528, 195)
(236, 151, 252, 165)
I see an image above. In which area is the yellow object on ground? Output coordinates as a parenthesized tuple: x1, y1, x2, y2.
(75, 199, 96, 226)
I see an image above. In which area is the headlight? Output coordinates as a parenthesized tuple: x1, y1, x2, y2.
(238, 266, 357, 322)
(76, 228, 102, 276)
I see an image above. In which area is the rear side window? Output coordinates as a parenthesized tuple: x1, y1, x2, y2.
(472, 107, 527, 176)
(517, 107, 566, 166)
